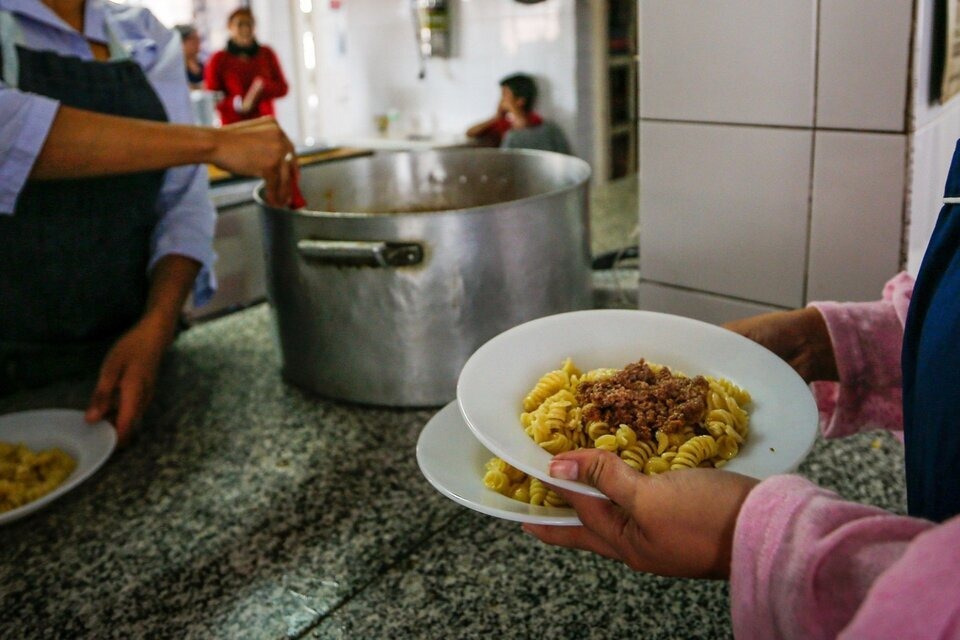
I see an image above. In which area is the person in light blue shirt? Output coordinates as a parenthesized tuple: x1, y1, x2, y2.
(0, 0, 298, 440)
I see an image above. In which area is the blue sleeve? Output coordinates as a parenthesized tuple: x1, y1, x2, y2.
(0, 80, 59, 214)
(120, 8, 218, 306)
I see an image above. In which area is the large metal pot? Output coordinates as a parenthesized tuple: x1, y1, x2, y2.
(256, 147, 591, 406)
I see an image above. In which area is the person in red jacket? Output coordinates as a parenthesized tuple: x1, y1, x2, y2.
(205, 8, 288, 125)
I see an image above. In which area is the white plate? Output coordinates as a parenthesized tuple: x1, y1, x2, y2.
(416, 401, 581, 526)
(457, 309, 819, 498)
(0, 409, 116, 525)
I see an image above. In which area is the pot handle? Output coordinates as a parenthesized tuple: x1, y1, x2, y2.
(297, 239, 423, 268)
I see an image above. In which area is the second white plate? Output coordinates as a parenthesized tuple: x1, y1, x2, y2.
(0, 409, 116, 526)
(416, 401, 581, 526)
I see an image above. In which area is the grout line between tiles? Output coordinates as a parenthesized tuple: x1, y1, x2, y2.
(637, 278, 795, 311)
(639, 117, 906, 137)
(803, 0, 823, 305)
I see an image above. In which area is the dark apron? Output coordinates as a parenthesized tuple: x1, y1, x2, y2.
(0, 12, 168, 393)
(902, 139, 960, 522)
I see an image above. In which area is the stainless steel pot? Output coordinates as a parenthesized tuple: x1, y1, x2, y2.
(256, 148, 592, 406)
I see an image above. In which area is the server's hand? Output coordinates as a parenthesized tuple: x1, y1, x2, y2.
(84, 320, 167, 443)
(209, 116, 296, 207)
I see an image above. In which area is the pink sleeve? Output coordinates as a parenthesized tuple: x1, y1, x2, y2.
(807, 272, 913, 439)
(731, 475, 960, 640)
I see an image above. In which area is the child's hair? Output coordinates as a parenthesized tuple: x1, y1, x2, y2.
(174, 24, 197, 40)
(499, 73, 538, 111)
(228, 8, 254, 24)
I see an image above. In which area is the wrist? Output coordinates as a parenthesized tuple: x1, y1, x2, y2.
(138, 310, 179, 348)
(201, 127, 225, 165)
(800, 306, 839, 381)
(715, 475, 761, 579)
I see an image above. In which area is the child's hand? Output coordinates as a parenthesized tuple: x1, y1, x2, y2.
(523, 449, 759, 579)
(723, 307, 838, 383)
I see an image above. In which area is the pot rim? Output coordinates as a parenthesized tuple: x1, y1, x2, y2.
(253, 147, 592, 219)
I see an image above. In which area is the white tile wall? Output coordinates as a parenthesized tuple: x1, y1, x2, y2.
(639, 0, 817, 127)
(639, 0, 954, 313)
(807, 132, 906, 302)
(637, 283, 781, 326)
(816, 0, 912, 132)
(640, 121, 812, 308)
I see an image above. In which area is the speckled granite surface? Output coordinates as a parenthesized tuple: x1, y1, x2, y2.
(0, 303, 905, 640)
(0, 309, 449, 639)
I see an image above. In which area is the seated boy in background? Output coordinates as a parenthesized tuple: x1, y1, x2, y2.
(466, 73, 543, 147)
(466, 73, 570, 154)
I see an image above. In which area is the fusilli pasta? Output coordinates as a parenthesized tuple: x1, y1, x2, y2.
(484, 357, 753, 507)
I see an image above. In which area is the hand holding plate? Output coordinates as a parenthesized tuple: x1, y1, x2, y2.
(523, 448, 759, 579)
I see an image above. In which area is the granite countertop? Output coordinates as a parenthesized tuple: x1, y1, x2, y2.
(0, 305, 906, 639)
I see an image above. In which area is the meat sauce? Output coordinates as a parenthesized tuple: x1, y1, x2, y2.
(576, 359, 709, 441)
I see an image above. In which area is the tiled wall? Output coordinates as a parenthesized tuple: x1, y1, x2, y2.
(311, 0, 578, 153)
(639, 0, 958, 323)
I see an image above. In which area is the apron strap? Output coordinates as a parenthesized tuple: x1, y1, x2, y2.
(0, 10, 23, 88)
(944, 197, 960, 204)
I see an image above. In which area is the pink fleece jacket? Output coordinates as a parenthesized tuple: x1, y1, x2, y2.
(730, 273, 960, 639)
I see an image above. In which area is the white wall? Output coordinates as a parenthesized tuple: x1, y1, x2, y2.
(637, 0, 960, 324)
(313, 0, 579, 153)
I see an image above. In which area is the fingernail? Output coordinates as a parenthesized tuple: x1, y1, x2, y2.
(549, 459, 578, 480)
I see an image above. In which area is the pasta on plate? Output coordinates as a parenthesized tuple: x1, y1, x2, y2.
(483, 358, 752, 507)
(0, 442, 76, 513)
